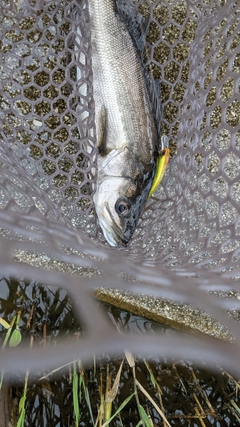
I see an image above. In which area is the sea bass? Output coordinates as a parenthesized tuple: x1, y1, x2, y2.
(90, 0, 159, 247)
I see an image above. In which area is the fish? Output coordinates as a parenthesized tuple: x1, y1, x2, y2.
(89, 0, 165, 247)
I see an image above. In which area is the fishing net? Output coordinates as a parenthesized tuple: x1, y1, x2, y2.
(0, 0, 240, 375)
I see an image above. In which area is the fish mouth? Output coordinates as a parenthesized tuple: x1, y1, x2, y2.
(98, 206, 129, 248)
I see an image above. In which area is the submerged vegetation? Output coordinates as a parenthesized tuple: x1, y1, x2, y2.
(0, 277, 240, 426)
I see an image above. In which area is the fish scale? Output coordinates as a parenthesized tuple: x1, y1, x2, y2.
(89, 0, 157, 157)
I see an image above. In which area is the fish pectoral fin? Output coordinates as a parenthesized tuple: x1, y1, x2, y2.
(97, 105, 107, 156)
(149, 137, 170, 198)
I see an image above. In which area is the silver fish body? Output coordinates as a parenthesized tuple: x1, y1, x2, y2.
(89, 0, 158, 247)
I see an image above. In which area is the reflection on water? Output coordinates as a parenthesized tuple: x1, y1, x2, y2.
(0, 278, 239, 426)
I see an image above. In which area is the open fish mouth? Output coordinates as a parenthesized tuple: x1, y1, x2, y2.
(98, 206, 129, 248)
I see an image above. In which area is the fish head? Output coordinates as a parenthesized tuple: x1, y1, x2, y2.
(93, 175, 151, 247)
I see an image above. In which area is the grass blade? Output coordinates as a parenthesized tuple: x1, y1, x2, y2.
(106, 360, 124, 404)
(101, 392, 136, 427)
(9, 329, 22, 347)
(135, 379, 171, 427)
(80, 372, 94, 425)
(73, 365, 80, 426)
(16, 408, 25, 427)
(138, 404, 153, 427)
(0, 317, 10, 329)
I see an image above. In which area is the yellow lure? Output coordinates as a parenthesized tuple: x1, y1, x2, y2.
(149, 147, 170, 198)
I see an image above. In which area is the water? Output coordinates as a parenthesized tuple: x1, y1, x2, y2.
(0, 277, 239, 426)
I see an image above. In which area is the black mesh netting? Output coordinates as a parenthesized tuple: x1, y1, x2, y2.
(0, 0, 240, 373)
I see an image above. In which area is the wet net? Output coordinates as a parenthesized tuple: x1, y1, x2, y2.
(0, 0, 240, 374)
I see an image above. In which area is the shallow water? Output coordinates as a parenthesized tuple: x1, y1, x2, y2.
(0, 277, 240, 426)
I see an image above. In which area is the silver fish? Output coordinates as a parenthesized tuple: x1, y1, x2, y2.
(90, 0, 159, 247)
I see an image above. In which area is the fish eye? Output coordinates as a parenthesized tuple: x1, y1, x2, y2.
(115, 198, 131, 216)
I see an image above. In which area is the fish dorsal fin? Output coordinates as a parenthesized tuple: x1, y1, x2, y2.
(116, 0, 162, 140)
(115, 0, 150, 52)
(149, 136, 170, 198)
(145, 76, 162, 139)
